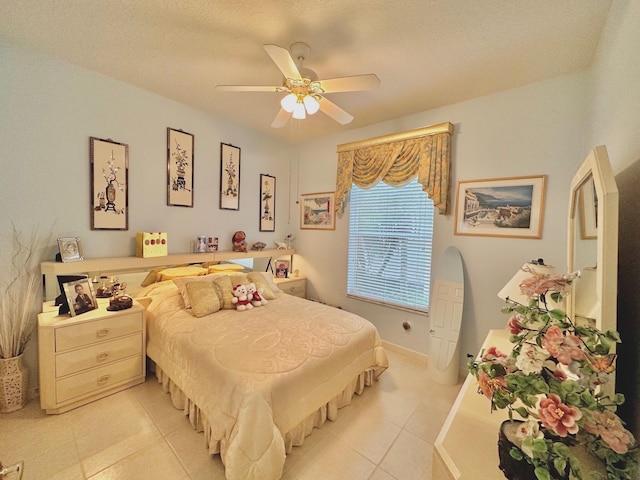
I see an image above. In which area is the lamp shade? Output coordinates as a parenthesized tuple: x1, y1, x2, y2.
(498, 262, 563, 310)
(292, 102, 306, 119)
(280, 93, 297, 113)
(303, 95, 320, 114)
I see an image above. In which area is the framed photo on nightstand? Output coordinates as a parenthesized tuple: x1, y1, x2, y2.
(62, 279, 97, 316)
(274, 259, 289, 278)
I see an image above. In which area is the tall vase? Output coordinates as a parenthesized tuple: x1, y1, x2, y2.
(0, 353, 28, 413)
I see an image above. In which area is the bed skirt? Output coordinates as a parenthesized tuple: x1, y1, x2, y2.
(151, 360, 381, 462)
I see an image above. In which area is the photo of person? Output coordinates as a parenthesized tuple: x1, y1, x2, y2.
(275, 260, 289, 278)
(62, 279, 97, 316)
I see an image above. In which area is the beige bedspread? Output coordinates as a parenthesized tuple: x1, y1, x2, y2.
(143, 284, 388, 480)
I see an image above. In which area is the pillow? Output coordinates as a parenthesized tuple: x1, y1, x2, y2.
(246, 272, 279, 300)
(173, 274, 219, 309)
(209, 263, 246, 273)
(185, 281, 222, 317)
(213, 275, 235, 309)
(159, 266, 208, 281)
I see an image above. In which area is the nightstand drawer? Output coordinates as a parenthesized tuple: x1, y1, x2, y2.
(55, 333, 143, 377)
(275, 277, 306, 298)
(56, 355, 143, 404)
(55, 313, 142, 352)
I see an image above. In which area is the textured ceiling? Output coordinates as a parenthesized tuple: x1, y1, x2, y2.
(0, 0, 611, 142)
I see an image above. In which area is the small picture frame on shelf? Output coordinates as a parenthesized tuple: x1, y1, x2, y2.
(62, 278, 97, 317)
(57, 237, 84, 263)
(274, 259, 289, 278)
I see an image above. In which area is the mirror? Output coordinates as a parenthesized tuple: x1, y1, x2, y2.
(567, 146, 619, 336)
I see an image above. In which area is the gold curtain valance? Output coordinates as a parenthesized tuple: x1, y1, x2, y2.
(335, 122, 453, 217)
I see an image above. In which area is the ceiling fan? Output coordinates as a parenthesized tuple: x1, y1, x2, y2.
(215, 42, 380, 128)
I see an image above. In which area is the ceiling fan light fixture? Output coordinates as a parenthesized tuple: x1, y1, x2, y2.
(303, 95, 320, 115)
(292, 102, 306, 119)
(280, 93, 297, 112)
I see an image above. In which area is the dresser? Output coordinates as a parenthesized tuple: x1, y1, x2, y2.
(37, 302, 146, 414)
(274, 276, 307, 298)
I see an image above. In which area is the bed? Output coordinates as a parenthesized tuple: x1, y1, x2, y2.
(137, 271, 388, 480)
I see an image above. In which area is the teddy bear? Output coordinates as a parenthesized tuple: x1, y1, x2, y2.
(231, 284, 253, 311)
(232, 231, 247, 252)
(247, 282, 268, 307)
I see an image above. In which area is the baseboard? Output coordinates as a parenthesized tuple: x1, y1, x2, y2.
(381, 340, 428, 364)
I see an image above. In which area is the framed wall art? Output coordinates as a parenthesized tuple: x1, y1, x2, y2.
(274, 259, 289, 278)
(90, 137, 129, 230)
(62, 278, 97, 317)
(220, 143, 240, 210)
(167, 128, 194, 207)
(300, 192, 336, 230)
(57, 237, 84, 263)
(259, 174, 276, 232)
(454, 175, 546, 238)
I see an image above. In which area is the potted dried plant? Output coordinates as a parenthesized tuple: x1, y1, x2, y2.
(0, 224, 52, 413)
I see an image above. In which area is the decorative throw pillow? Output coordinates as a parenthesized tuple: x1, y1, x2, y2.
(208, 263, 246, 273)
(246, 272, 279, 300)
(185, 281, 222, 318)
(213, 275, 235, 309)
(173, 274, 219, 309)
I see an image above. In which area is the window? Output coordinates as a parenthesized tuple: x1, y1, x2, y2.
(347, 178, 434, 312)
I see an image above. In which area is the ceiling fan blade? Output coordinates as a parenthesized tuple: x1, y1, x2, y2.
(215, 85, 282, 92)
(319, 74, 380, 93)
(271, 108, 290, 128)
(263, 44, 301, 80)
(317, 96, 354, 125)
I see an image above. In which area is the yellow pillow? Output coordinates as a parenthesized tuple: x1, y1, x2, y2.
(173, 275, 218, 309)
(159, 266, 208, 281)
(246, 272, 278, 300)
(213, 275, 235, 309)
(209, 263, 245, 273)
(185, 281, 222, 317)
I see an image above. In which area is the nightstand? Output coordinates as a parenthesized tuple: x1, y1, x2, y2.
(37, 301, 146, 414)
(273, 276, 307, 298)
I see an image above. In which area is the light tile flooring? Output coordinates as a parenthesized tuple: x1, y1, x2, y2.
(0, 350, 461, 480)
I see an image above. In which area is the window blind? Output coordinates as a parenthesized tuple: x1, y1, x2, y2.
(347, 179, 434, 312)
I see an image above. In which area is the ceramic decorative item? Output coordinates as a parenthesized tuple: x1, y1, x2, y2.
(0, 353, 28, 413)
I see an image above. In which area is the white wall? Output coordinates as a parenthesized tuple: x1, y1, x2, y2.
(0, 40, 291, 394)
(293, 72, 590, 363)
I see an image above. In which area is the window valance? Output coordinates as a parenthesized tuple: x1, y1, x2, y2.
(335, 122, 453, 216)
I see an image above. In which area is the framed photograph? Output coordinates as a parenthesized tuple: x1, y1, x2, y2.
(62, 278, 97, 317)
(220, 143, 241, 210)
(579, 176, 597, 240)
(57, 237, 83, 263)
(91, 137, 129, 230)
(300, 192, 336, 230)
(259, 174, 276, 232)
(274, 259, 289, 278)
(167, 128, 194, 207)
(454, 175, 546, 238)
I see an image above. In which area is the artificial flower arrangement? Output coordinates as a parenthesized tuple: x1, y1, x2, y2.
(468, 266, 638, 480)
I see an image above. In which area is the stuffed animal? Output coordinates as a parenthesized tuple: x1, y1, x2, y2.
(247, 282, 268, 307)
(231, 284, 253, 311)
(232, 231, 247, 252)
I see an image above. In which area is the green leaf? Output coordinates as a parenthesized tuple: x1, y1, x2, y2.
(548, 309, 567, 320)
(553, 457, 567, 476)
(605, 330, 621, 342)
(534, 466, 551, 480)
(515, 406, 530, 418)
(509, 447, 524, 461)
(531, 439, 548, 453)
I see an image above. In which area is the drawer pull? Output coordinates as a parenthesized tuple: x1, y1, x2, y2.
(96, 328, 110, 338)
(97, 375, 111, 385)
(96, 352, 110, 362)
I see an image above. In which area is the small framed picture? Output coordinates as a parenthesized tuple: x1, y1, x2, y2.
(300, 192, 336, 230)
(57, 237, 84, 263)
(62, 279, 97, 316)
(167, 127, 194, 207)
(274, 259, 289, 278)
(259, 174, 276, 232)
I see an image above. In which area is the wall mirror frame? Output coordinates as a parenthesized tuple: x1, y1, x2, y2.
(567, 145, 619, 339)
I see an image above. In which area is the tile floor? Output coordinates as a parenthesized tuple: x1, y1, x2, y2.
(0, 349, 461, 480)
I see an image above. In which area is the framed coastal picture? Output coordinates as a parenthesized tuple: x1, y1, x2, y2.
(300, 192, 336, 230)
(220, 143, 240, 210)
(167, 128, 194, 207)
(259, 174, 276, 232)
(90, 137, 129, 230)
(454, 175, 546, 238)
